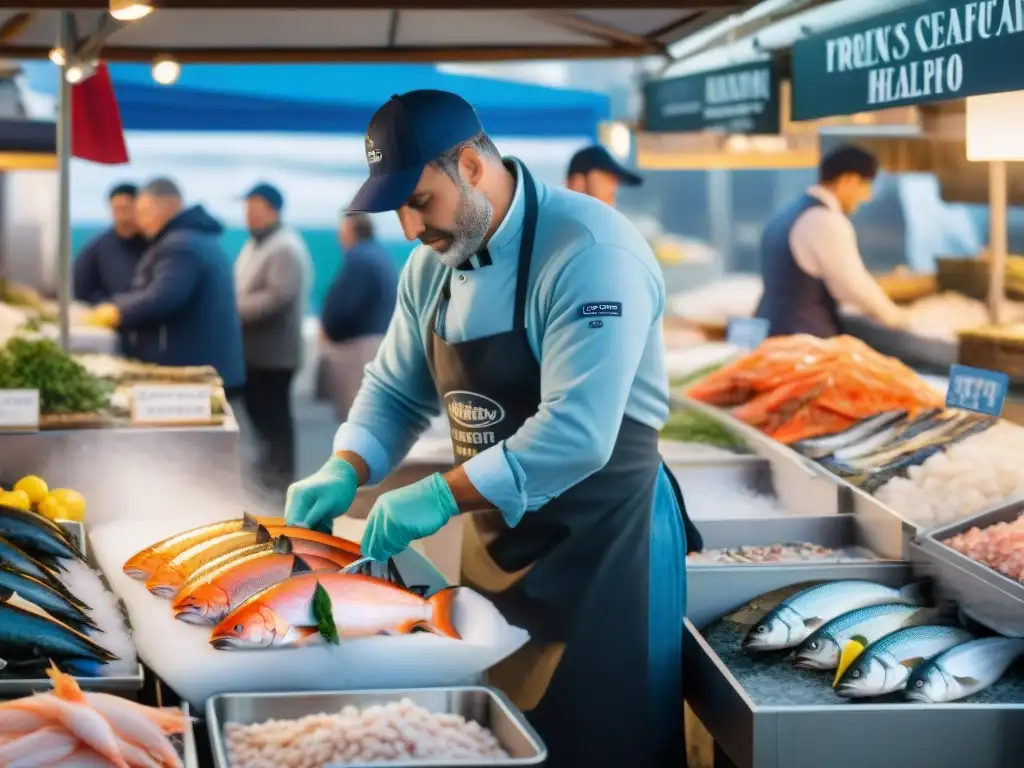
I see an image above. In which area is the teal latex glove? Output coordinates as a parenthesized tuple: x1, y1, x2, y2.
(362, 473, 459, 562)
(284, 456, 359, 533)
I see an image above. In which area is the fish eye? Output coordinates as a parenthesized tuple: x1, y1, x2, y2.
(915, 680, 924, 688)
(756, 626, 766, 634)
(808, 641, 819, 650)
(234, 624, 243, 633)
(851, 670, 861, 678)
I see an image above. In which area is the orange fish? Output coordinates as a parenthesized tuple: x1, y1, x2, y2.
(267, 526, 362, 556)
(145, 527, 276, 599)
(123, 514, 284, 580)
(174, 551, 341, 625)
(210, 573, 460, 649)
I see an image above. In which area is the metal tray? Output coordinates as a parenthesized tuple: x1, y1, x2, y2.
(911, 500, 1024, 637)
(840, 313, 957, 374)
(207, 687, 547, 768)
(179, 701, 199, 768)
(0, 520, 145, 697)
(684, 562, 1024, 768)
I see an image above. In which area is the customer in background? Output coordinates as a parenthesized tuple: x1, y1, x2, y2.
(318, 211, 398, 421)
(755, 144, 907, 338)
(82, 177, 245, 394)
(235, 182, 312, 494)
(566, 144, 642, 208)
(73, 183, 147, 304)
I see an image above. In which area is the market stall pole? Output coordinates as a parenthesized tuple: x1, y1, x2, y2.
(55, 10, 72, 351)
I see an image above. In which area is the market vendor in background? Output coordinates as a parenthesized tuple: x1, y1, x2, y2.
(82, 177, 245, 396)
(318, 210, 397, 422)
(73, 182, 147, 305)
(234, 182, 312, 496)
(284, 89, 701, 767)
(565, 143, 642, 207)
(755, 144, 907, 337)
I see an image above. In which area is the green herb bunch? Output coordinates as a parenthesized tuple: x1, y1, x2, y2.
(0, 337, 112, 414)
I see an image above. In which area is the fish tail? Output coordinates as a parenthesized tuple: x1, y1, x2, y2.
(424, 587, 461, 640)
(46, 660, 88, 702)
(899, 579, 932, 606)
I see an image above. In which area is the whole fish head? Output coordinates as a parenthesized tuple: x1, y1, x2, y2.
(743, 605, 808, 651)
(904, 662, 949, 704)
(174, 584, 230, 625)
(835, 654, 898, 698)
(210, 603, 287, 650)
(123, 552, 164, 580)
(145, 564, 186, 599)
(792, 633, 842, 670)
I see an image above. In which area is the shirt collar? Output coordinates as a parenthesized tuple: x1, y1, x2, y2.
(807, 184, 841, 213)
(457, 158, 525, 271)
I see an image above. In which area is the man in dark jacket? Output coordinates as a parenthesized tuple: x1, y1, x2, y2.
(318, 211, 397, 420)
(73, 182, 148, 304)
(82, 177, 246, 392)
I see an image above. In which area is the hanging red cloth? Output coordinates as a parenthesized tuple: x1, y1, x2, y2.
(70, 61, 129, 165)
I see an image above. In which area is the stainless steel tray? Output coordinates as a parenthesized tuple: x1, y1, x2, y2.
(840, 313, 957, 374)
(684, 562, 1024, 768)
(912, 500, 1024, 637)
(207, 687, 546, 767)
(179, 701, 199, 768)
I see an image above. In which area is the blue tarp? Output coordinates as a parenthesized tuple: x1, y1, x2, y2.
(22, 62, 609, 138)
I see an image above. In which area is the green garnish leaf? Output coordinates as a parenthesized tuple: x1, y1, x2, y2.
(312, 581, 340, 645)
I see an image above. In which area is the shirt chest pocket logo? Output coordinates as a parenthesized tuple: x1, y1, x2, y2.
(445, 391, 506, 429)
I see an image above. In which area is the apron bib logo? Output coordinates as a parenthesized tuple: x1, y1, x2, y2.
(445, 391, 505, 459)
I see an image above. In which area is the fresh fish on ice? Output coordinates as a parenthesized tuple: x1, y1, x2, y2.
(904, 636, 1024, 703)
(834, 624, 974, 698)
(831, 409, 943, 462)
(145, 526, 277, 598)
(742, 580, 929, 651)
(791, 603, 926, 670)
(0, 505, 81, 561)
(0, 535, 68, 592)
(792, 410, 907, 460)
(0, 602, 117, 668)
(0, 566, 96, 633)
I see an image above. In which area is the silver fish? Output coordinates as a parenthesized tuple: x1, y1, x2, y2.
(792, 411, 907, 460)
(835, 625, 974, 698)
(831, 409, 942, 462)
(905, 637, 1024, 703)
(792, 603, 925, 671)
(839, 412, 984, 473)
(743, 580, 929, 652)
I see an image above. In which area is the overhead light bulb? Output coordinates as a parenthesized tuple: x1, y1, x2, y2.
(64, 64, 86, 84)
(151, 55, 180, 86)
(604, 121, 633, 161)
(48, 47, 65, 66)
(109, 0, 153, 21)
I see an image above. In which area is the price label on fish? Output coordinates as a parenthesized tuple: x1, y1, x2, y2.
(945, 365, 1009, 417)
(0, 389, 39, 431)
(727, 317, 770, 350)
(131, 384, 212, 425)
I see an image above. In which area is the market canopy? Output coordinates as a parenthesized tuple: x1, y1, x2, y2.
(0, 2, 755, 63)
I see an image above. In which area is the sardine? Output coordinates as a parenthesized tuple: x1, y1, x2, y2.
(0, 602, 117, 664)
(834, 625, 974, 698)
(792, 603, 925, 670)
(0, 506, 81, 561)
(210, 573, 461, 649)
(905, 637, 1024, 703)
(743, 580, 929, 652)
(832, 408, 943, 461)
(792, 411, 907, 460)
(0, 566, 96, 632)
(122, 513, 285, 580)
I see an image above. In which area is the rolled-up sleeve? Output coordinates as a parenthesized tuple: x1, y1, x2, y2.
(332, 263, 440, 484)
(462, 244, 662, 525)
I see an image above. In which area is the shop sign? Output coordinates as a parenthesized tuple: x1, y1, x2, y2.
(0, 389, 39, 430)
(793, 0, 1024, 120)
(643, 61, 781, 134)
(727, 317, 770, 350)
(131, 384, 212, 425)
(946, 364, 1008, 416)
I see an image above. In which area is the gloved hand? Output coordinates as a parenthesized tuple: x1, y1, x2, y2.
(362, 473, 459, 562)
(83, 303, 121, 329)
(284, 456, 360, 533)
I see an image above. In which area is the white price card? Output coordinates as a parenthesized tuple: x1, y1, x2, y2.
(0, 389, 39, 430)
(131, 384, 213, 425)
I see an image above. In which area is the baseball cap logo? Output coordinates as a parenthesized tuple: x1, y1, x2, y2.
(365, 137, 382, 164)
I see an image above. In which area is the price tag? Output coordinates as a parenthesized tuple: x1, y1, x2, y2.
(946, 364, 1009, 417)
(0, 389, 39, 430)
(131, 384, 213, 425)
(727, 317, 770, 350)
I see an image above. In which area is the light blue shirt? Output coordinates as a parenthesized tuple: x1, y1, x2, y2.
(334, 159, 669, 526)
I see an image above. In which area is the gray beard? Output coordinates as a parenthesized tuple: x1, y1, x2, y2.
(436, 182, 493, 269)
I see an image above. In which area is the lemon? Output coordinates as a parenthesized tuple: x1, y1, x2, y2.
(36, 496, 67, 522)
(3, 489, 32, 511)
(45, 489, 85, 522)
(14, 475, 48, 506)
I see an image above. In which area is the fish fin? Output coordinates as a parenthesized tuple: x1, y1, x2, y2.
(272, 535, 293, 555)
(46, 660, 87, 702)
(899, 580, 932, 606)
(804, 617, 824, 630)
(848, 634, 869, 647)
(425, 586, 461, 640)
(255, 525, 272, 545)
(290, 556, 313, 575)
(0, 586, 12, 601)
(724, 583, 815, 627)
(953, 675, 981, 687)
(900, 657, 925, 669)
(834, 640, 867, 687)
(293, 626, 322, 646)
(241, 512, 259, 530)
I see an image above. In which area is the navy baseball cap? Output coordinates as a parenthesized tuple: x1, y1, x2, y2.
(349, 90, 485, 213)
(568, 145, 642, 186)
(243, 182, 284, 211)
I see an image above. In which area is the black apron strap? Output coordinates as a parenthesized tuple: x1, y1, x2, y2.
(513, 166, 539, 331)
(662, 460, 703, 553)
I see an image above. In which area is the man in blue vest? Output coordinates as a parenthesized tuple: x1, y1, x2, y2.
(755, 144, 907, 337)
